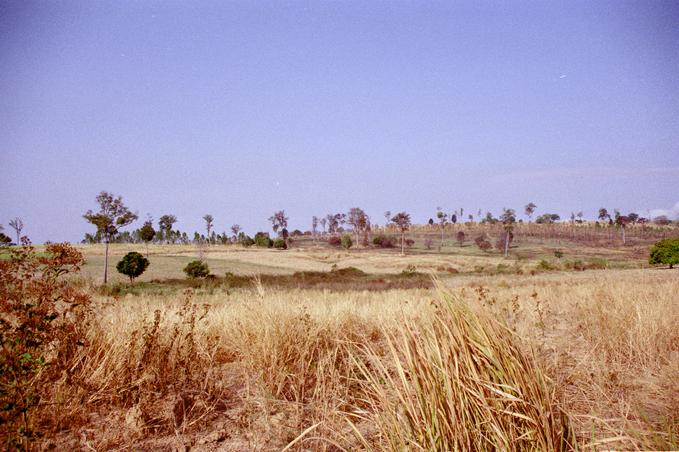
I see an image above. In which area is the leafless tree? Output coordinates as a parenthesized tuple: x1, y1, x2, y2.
(8, 217, 23, 246)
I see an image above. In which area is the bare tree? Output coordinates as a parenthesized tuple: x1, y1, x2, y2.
(319, 217, 327, 235)
(83, 191, 138, 283)
(390, 212, 412, 256)
(8, 217, 23, 246)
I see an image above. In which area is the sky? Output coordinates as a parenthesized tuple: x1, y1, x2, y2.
(1, 0, 678, 243)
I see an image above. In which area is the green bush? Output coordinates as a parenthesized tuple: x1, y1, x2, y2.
(254, 232, 273, 248)
(273, 238, 287, 249)
(116, 251, 150, 282)
(241, 236, 255, 247)
(372, 234, 396, 248)
(183, 260, 210, 278)
(341, 234, 353, 249)
(553, 250, 564, 259)
(649, 238, 679, 269)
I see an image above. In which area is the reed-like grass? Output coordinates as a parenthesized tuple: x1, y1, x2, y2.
(34, 269, 679, 450)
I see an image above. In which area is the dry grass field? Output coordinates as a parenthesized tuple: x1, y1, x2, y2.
(3, 235, 679, 450)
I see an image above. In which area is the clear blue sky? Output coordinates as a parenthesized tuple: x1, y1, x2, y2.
(1, 1, 678, 243)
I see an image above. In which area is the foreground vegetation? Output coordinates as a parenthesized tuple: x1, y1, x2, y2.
(2, 240, 678, 450)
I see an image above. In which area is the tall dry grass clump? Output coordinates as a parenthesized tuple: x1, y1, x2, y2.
(350, 288, 576, 451)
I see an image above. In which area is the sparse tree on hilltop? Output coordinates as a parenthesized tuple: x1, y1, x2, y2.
(8, 217, 23, 246)
(319, 217, 327, 235)
(391, 212, 412, 256)
(311, 216, 319, 238)
(83, 191, 138, 284)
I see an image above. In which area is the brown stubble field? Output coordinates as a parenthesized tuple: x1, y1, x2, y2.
(14, 226, 679, 450)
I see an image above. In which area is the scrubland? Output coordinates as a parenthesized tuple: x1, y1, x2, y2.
(35, 262, 678, 450)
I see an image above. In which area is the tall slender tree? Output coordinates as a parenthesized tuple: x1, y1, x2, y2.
(390, 212, 412, 256)
(8, 217, 23, 246)
(83, 191, 138, 283)
(203, 214, 214, 244)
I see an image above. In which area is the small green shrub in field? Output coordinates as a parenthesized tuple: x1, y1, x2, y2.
(554, 250, 564, 259)
(341, 234, 353, 249)
(241, 236, 255, 247)
(273, 238, 287, 249)
(537, 259, 558, 271)
(183, 260, 209, 278)
(254, 232, 273, 248)
(649, 238, 679, 269)
(116, 251, 149, 282)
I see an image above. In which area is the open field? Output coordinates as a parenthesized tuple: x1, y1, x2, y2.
(3, 236, 679, 450)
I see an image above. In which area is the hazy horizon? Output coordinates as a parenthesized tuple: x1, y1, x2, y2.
(2, 1, 678, 243)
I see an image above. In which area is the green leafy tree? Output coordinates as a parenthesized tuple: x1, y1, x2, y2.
(183, 260, 210, 278)
(139, 218, 156, 256)
(116, 251, 150, 283)
(158, 214, 177, 243)
(341, 234, 353, 249)
(649, 239, 679, 269)
(83, 191, 138, 284)
(390, 212, 412, 256)
(273, 238, 288, 250)
(347, 207, 368, 247)
(500, 208, 516, 257)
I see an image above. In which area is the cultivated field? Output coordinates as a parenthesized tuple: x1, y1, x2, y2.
(4, 230, 679, 450)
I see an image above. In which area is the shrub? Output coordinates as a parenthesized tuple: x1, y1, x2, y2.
(273, 238, 287, 250)
(372, 234, 396, 248)
(241, 236, 255, 247)
(456, 230, 465, 246)
(116, 251, 150, 282)
(554, 250, 564, 259)
(328, 236, 342, 247)
(405, 238, 415, 248)
(649, 238, 679, 269)
(0, 241, 91, 447)
(183, 260, 209, 278)
(254, 232, 273, 248)
(424, 238, 433, 250)
(474, 233, 492, 252)
(537, 259, 558, 271)
(341, 234, 353, 249)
